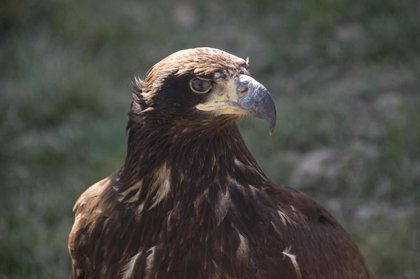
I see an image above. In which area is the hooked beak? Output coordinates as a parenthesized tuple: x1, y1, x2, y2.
(235, 75, 277, 133)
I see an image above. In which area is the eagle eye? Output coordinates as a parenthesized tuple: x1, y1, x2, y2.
(189, 77, 212, 94)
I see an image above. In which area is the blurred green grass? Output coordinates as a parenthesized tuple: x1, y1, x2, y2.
(1, 0, 419, 278)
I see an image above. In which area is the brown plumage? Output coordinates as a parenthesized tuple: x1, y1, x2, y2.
(68, 47, 372, 279)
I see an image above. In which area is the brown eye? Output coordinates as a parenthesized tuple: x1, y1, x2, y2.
(189, 78, 212, 94)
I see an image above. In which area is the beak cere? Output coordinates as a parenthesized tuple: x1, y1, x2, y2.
(235, 75, 277, 132)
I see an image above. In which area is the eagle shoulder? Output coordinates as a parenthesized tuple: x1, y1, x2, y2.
(68, 175, 113, 279)
(262, 184, 372, 279)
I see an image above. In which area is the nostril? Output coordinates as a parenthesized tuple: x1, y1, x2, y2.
(238, 86, 249, 95)
(236, 75, 252, 95)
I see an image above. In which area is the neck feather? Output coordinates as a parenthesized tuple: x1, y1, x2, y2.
(116, 115, 268, 211)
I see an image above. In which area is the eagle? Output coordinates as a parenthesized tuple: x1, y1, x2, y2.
(68, 47, 371, 279)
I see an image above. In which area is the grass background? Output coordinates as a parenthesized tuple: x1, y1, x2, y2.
(1, 0, 419, 278)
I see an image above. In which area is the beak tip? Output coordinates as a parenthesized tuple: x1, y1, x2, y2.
(269, 119, 276, 134)
(260, 93, 276, 134)
(268, 111, 276, 135)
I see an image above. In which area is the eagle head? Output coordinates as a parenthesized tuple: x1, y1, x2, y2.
(131, 47, 276, 132)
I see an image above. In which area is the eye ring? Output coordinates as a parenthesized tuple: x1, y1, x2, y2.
(189, 77, 212, 94)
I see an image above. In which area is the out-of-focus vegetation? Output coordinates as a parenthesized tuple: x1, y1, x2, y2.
(1, 0, 419, 278)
